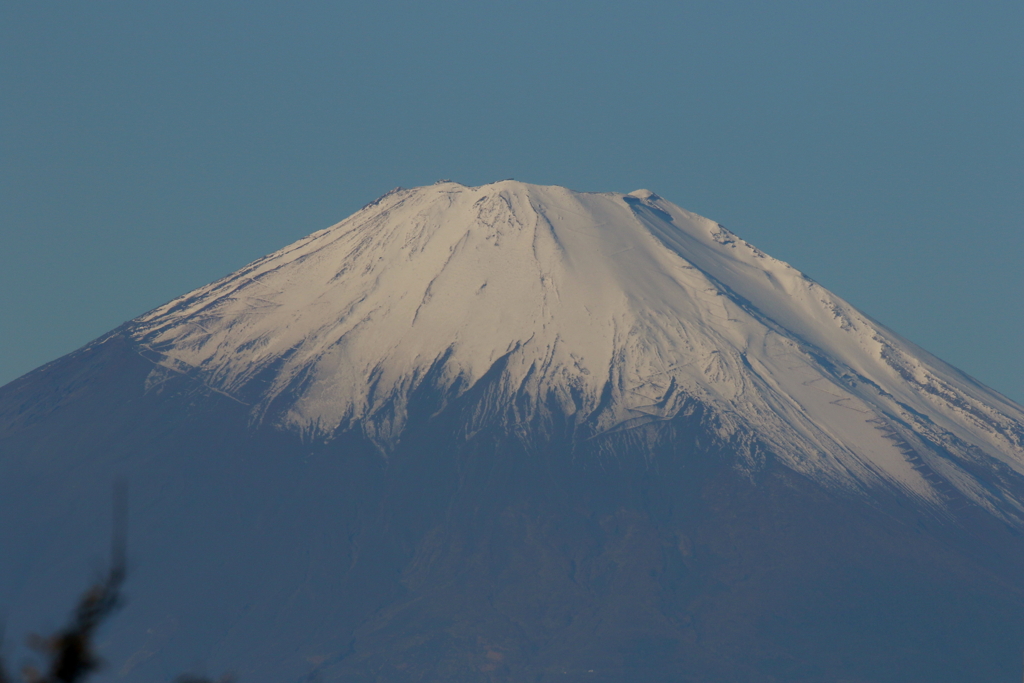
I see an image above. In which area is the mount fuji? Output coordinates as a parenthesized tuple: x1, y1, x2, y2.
(2, 181, 1024, 682)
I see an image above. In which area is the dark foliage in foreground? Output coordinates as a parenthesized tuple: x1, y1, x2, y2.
(0, 487, 127, 683)
(0, 487, 229, 683)
(19, 562, 124, 683)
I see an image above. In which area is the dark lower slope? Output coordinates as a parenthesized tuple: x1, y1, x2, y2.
(2, 335, 1024, 682)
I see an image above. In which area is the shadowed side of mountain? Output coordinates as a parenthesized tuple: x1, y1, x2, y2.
(3, 335, 1024, 682)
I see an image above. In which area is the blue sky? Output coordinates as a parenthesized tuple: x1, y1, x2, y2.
(2, 0, 1022, 402)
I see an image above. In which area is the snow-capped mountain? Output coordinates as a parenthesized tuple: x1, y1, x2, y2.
(3, 180, 1024, 683)
(131, 180, 1024, 520)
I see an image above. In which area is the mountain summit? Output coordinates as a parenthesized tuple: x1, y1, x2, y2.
(3, 181, 1024, 682)
(133, 181, 1024, 518)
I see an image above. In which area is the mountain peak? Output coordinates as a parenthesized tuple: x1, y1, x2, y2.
(627, 188, 660, 200)
(130, 182, 1024, 521)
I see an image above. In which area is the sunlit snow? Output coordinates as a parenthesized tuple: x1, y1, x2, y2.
(130, 181, 1024, 519)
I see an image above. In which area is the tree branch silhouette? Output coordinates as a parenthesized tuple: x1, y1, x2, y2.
(1, 485, 231, 683)
(2, 486, 125, 683)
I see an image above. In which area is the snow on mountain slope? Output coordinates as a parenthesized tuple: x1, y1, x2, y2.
(130, 180, 1024, 519)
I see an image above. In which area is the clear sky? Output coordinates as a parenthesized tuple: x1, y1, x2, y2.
(2, 0, 1021, 403)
